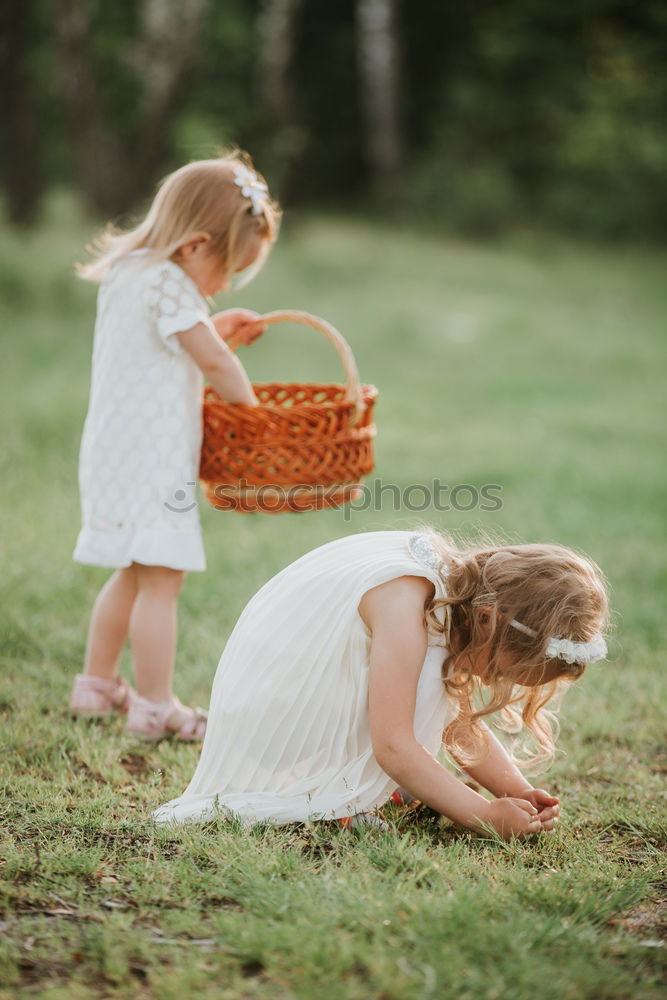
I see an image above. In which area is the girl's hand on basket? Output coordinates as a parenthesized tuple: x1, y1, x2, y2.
(210, 309, 267, 348)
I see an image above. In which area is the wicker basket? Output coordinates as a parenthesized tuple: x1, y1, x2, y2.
(199, 309, 378, 513)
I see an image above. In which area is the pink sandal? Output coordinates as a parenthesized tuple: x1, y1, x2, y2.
(125, 691, 207, 742)
(70, 674, 133, 717)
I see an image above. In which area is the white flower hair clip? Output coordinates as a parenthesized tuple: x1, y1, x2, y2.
(233, 165, 269, 216)
(510, 618, 607, 664)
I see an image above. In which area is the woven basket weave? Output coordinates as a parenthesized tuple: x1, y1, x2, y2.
(199, 310, 377, 513)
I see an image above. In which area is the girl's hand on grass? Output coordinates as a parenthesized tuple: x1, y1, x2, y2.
(484, 797, 544, 840)
(516, 787, 560, 831)
(211, 309, 267, 347)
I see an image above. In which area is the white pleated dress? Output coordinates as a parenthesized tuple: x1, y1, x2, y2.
(154, 530, 458, 826)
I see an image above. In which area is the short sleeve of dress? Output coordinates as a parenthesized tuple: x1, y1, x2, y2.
(145, 260, 210, 355)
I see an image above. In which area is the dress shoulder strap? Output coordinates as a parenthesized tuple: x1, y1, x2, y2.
(407, 532, 450, 595)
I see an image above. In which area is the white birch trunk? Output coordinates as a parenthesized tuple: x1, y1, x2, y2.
(356, 0, 403, 191)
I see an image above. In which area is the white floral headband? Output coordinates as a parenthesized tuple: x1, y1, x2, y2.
(509, 618, 607, 664)
(233, 165, 269, 216)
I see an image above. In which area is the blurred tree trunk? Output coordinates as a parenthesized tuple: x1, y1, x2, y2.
(0, 2, 45, 225)
(257, 0, 300, 126)
(54, 0, 210, 216)
(355, 0, 403, 198)
(256, 0, 304, 195)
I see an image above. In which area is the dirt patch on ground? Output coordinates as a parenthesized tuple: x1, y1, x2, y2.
(119, 753, 150, 777)
(610, 898, 667, 940)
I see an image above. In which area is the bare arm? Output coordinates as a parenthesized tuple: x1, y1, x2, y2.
(176, 321, 258, 404)
(360, 577, 543, 839)
(454, 722, 533, 798)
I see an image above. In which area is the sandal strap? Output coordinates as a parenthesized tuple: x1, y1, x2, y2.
(74, 673, 125, 695)
(70, 673, 132, 714)
(173, 705, 208, 740)
(126, 692, 176, 737)
(126, 693, 207, 740)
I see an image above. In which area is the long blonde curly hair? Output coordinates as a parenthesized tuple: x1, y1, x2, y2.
(421, 529, 610, 772)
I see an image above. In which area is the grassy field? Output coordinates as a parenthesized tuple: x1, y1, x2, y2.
(1, 194, 665, 998)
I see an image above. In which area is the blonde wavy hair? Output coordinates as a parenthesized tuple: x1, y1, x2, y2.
(77, 151, 281, 283)
(421, 529, 610, 773)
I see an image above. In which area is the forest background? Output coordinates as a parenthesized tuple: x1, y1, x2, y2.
(2, 0, 666, 241)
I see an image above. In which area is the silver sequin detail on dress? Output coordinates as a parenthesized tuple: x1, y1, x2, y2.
(408, 533, 449, 581)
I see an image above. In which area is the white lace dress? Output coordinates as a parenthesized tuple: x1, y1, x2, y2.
(154, 530, 459, 826)
(73, 251, 210, 572)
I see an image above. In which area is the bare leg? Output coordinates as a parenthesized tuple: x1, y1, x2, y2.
(83, 566, 139, 681)
(128, 564, 185, 701)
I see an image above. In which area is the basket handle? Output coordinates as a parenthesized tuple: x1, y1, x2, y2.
(227, 309, 364, 425)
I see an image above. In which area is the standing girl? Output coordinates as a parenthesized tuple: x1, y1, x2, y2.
(70, 153, 281, 740)
(155, 529, 609, 839)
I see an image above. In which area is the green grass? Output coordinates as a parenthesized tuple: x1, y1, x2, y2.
(1, 192, 665, 998)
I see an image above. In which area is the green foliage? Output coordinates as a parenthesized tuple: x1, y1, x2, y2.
(404, 1, 667, 238)
(4, 0, 667, 238)
(175, 0, 260, 158)
(0, 202, 666, 997)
